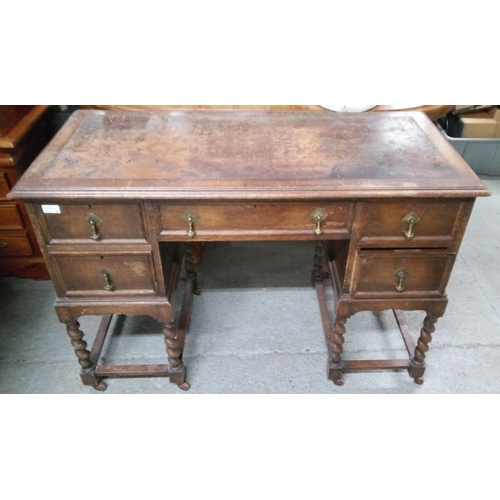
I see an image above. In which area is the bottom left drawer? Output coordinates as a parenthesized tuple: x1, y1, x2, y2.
(49, 253, 157, 297)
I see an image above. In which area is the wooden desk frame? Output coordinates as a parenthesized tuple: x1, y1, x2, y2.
(11, 110, 490, 391)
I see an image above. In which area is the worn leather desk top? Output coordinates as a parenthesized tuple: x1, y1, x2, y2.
(11, 110, 489, 200)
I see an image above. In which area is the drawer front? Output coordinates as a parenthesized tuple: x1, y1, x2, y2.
(159, 202, 353, 240)
(51, 253, 156, 297)
(0, 203, 24, 230)
(0, 172, 10, 198)
(352, 249, 455, 297)
(358, 200, 464, 247)
(40, 203, 146, 243)
(0, 234, 34, 256)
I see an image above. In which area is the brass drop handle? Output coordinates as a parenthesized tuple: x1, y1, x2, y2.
(395, 276, 405, 292)
(186, 215, 196, 238)
(405, 219, 415, 239)
(314, 214, 323, 235)
(101, 271, 114, 291)
(0, 241, 7, 249)
(403, 212, 420, 240)
(182, 210, 200, 239)
(394, 268, 409, 293)
(310, 208, 328, 236)
(88, 217, 101, 240)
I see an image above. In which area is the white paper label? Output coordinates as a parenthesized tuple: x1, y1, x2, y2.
(41, 204, 61, 214)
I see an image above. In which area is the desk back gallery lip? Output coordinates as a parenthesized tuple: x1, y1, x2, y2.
(9, 109, 491, 201)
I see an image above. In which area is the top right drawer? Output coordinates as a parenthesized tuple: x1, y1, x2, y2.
(357, 199, 469, 248)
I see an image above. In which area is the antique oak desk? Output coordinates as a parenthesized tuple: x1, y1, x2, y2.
(10, 110, 490, 391)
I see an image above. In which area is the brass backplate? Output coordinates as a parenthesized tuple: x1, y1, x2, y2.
(402, 211, 420, 225)
(310, 207, 327, 222)
(86, 213, 102, 226)
(100, 267, 114, 276)
(393, 268, 409, 280)
(182, 209, 200, 223)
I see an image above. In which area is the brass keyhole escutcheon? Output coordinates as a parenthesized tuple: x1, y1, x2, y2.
(310, 208, 327, 236)
(182, 210, 200, 238)
(86, 213, 102, 240)
(393, 268, 409, 292)
(100, 268, 114, 291)
(402, 212, 420, 240)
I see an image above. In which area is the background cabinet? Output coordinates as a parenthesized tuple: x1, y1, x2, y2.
(0, 105, 51, 279)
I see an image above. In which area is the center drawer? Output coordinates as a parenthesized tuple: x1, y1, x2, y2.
(39, 203, 147, 243)
(158, 202, 354, 240)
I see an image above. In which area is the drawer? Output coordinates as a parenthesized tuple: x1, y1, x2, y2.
(50, 253, 157, 297)
(0, 203, 24, 230)
(0, 234, 34, 256)
(0, 172, 10, 198)
(40, 203, 147, 243)
(158, 202, 354, 240)
(358, 199, 465, 247)
(352, 249, 455, 298)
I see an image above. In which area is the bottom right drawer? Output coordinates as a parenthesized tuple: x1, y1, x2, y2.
(352, 249, 456, 298)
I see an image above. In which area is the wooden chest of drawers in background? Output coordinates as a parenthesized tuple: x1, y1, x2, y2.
(0, 105, 51, 279)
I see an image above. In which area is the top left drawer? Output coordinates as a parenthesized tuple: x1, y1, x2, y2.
(38, 203, 147, 243)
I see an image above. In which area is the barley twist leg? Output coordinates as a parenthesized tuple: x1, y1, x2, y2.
(410, 314, 437, 385)
(164, 321, 190, 391)
(66, 321, 106, 391)
(328, 318, 346, 386)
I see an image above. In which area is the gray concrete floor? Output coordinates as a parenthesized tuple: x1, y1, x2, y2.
(1, 177, 499, 394)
